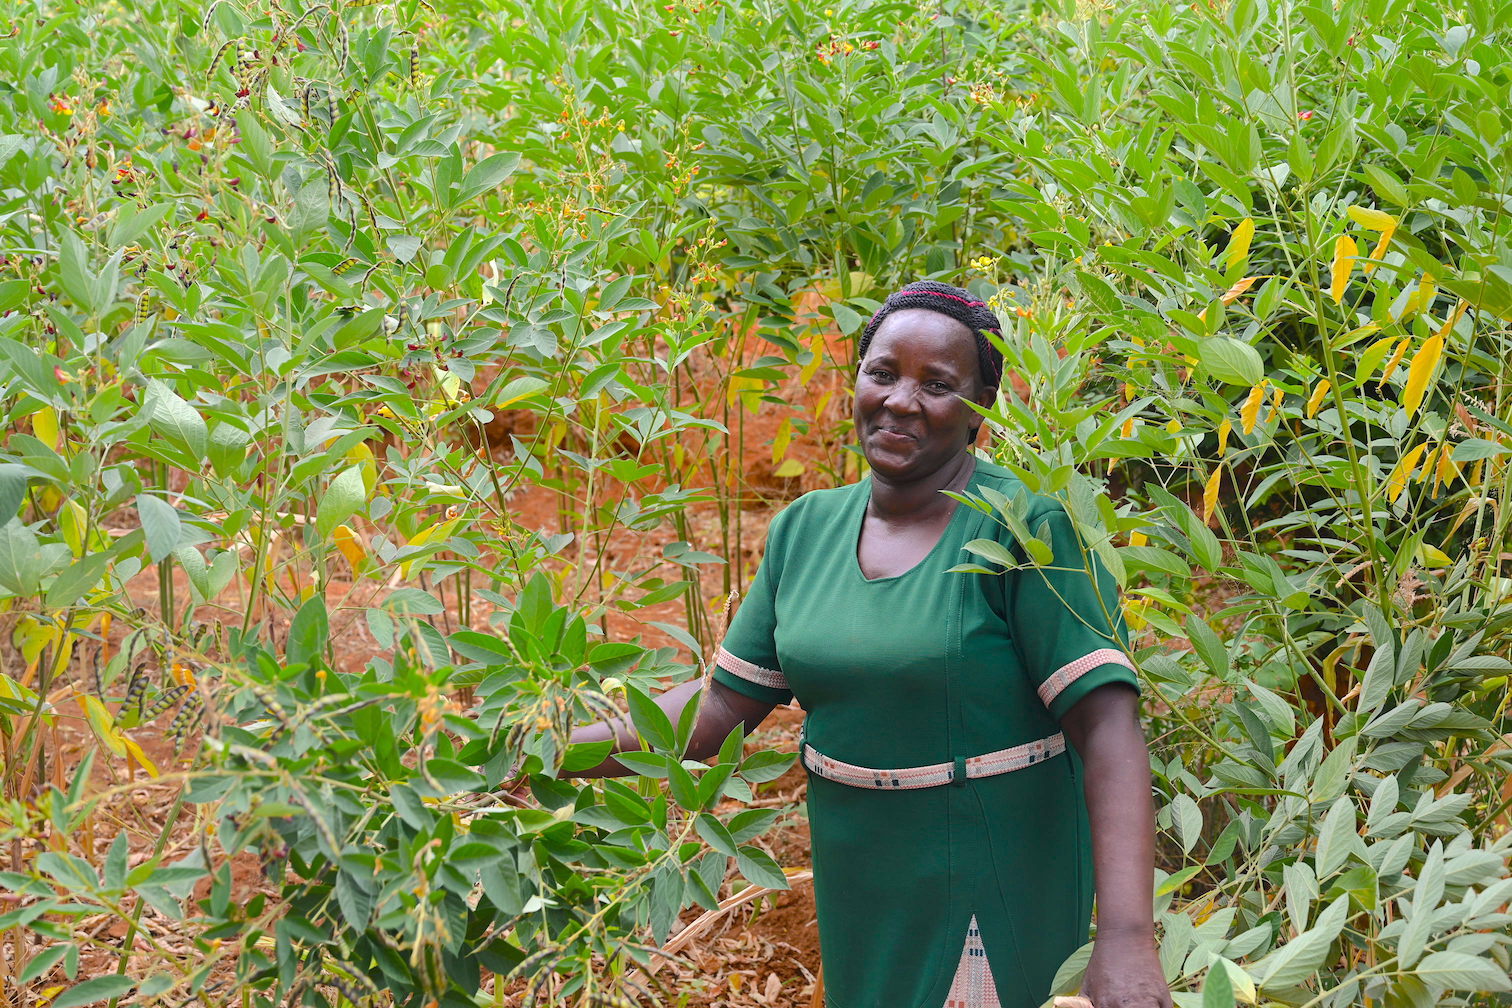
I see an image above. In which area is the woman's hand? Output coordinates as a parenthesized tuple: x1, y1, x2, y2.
(1080, 928, 1172, 1007)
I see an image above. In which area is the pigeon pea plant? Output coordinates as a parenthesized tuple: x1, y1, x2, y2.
(956, 0, 1512, 1003)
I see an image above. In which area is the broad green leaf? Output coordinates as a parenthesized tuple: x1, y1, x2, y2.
(1198, 337, 1264, 386)
(315, 465, 367, 538)
(51, 975, 136, 1008)
(146, 381, 208, 460)
(135, 494, 182, 563)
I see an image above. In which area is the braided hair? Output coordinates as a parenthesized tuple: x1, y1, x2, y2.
(856, 280, 1005, 391)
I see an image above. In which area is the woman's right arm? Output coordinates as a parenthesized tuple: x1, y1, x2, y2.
(564, 678, 780, 778)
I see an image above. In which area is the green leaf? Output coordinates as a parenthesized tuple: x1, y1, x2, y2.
(1451, 438, 1512, 462)
(560, 740, 613, 773)
(386, 233, 423, 264)
(316, 465, 367, 537)
(135, 494, 181, 563)
(1202, 959, 1235, 1008)
(145, 381, 208, 460)
(1198, 337, 1265, 386)
(51, 975, 136, 1008)
(1170, 792, 1202, 855)
(626, 686, 675, 751)
(0, 519, 43, 595)
(735, 845, 788, 890)
(1414, 951, 1512, 992)
(457, 152, 520, 205)
(962, 538, 1019, 569)
(695, 812, 739, 857)
(1253, 894, 1349, 990)
(0, 464, 26, 522)
(1314, 795, 1357, 879)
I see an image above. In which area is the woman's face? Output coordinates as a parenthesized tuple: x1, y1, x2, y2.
(854, 309, 993, 483)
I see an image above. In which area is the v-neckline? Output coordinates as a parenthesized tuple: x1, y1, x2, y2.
(851, 460, 982, 584)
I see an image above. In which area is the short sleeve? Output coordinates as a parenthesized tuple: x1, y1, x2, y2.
(712, 507, 794, 706)
(1009, 504, 1139, 722)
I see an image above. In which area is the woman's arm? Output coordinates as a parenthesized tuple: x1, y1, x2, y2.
(565, 678, 780, 778)
(1060, 682, 1173, 1008)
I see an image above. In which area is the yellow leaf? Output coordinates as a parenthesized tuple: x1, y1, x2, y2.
(1402, 274, 1436, 319)
(80, 694, 127, 757)
(1202, 467, 1222, 524)
(1435, 446, 1462, 490)
(1386, 443, 1427, 501)
(346, 441, 378, 496)
(1363, 226, 1395, 275)
(1330, 235, 1357, 303)
(1240, 384, 1266, 435)
(1417, 543, 1452, 568)
(772, 458, 805, 478)
(397, 518, 460, 579)
(1226, 217, 1255, 269)
(798, 329, 826, 385)
(1216, 418, 1232, 457)
(1305, 380, 1331, 418)
(726, 373, 764, 412)
(1165, 418, 1182, 434)
(1377, 337, 1410, 387)
(1121, 416, 1136, 438)
(1266, 385, 1284, 423)
(1345, 205, 1398, 231)
(1401, 332, 1445, 419)
(1129, 530, 1148, 547)
(334, 524, 365, 570)
(121, 735, 160, 778)
(32, 406, 60, 451)
(1219, 276, 1257, 304)
(772, 417, 793, 466)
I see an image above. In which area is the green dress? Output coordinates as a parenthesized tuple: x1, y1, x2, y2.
(712, 458, 1139, 1008)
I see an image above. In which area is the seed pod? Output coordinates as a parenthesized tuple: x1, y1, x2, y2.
(169, 699, 204, 741)
(123, 663, 151, 713)
(336, 18, 349, 71)
(300, 82, 313, 123)
(332, 257, 362, 276)
(326, 168, 343, 209)
(408, 40, 419, 85)
(507, 944, 562, 981)
(134, 291, 154, 325)
(324, 85, 337, 125)
(142, 683, 190, 721)
(208, 39, 237, 78)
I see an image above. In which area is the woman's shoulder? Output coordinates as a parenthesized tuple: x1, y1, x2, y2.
(768, 479, 864, 535)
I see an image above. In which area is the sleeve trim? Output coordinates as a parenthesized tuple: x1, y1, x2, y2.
(716, 645, 787, 690)
(1037, 648, 1135, 708)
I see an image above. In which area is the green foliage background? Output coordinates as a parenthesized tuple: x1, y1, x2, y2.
(1, 0, 1511, 1005)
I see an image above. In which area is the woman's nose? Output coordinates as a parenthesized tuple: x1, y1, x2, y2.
(882, 380, 922, 413)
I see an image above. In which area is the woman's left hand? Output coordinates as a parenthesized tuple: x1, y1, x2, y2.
(1080, 928, 1172, 1008)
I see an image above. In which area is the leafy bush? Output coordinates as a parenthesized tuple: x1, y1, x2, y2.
(0, 0, 1508, 1004)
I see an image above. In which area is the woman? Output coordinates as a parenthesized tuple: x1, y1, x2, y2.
(561, 281, 1172, 1008)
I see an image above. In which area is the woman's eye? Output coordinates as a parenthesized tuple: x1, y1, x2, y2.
(867, 369, 893, 381)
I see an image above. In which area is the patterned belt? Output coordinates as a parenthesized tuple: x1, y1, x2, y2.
(801, 732, 1066, 790)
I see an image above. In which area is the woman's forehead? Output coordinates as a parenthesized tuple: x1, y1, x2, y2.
(867, 309, 977, 360)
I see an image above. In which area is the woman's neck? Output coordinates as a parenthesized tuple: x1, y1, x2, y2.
(867, 451, 977, 523)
